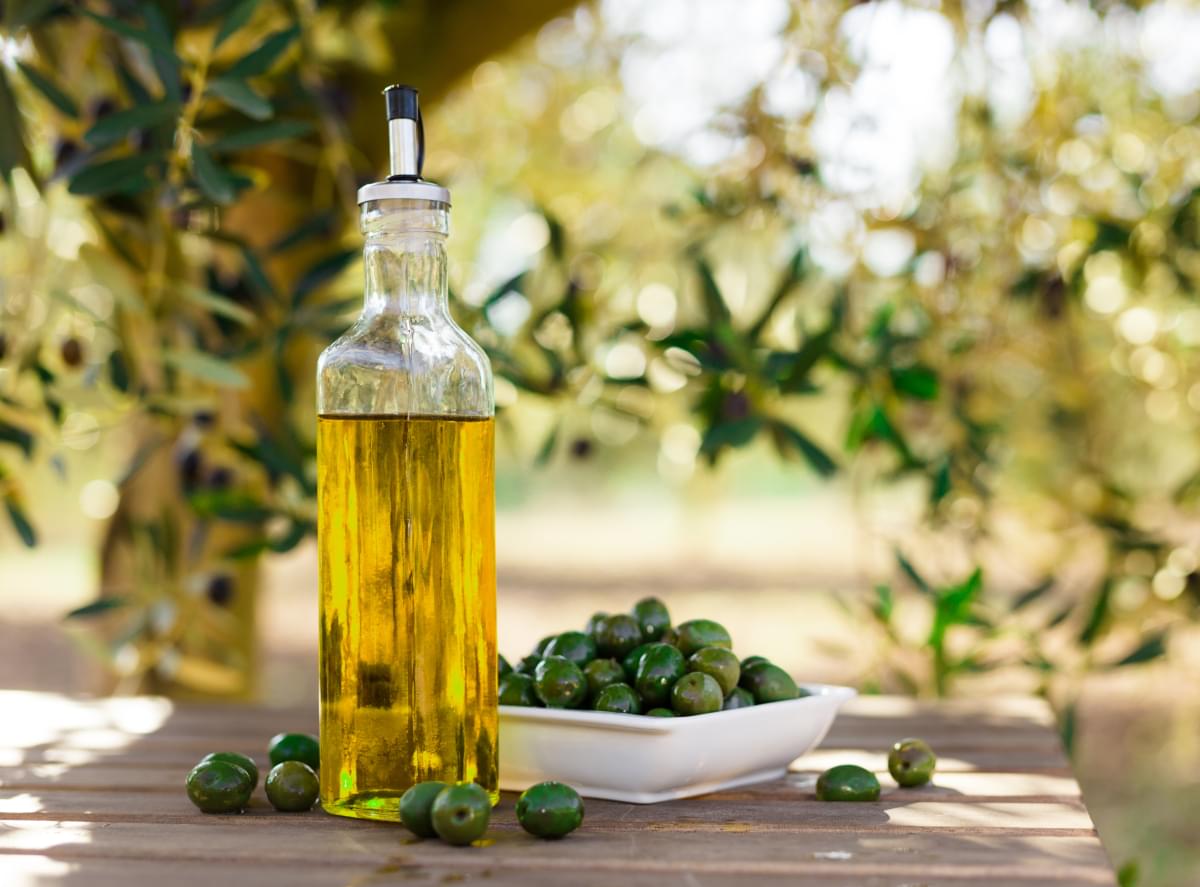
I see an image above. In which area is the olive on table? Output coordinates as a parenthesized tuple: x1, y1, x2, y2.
(645, 707, 676, 717)
(722, 687, 755, 710)
(634, 643, 686, 708)
(594, 613, 644, 660)
(687, 646, 740, 696)
(621, 642, 652, 682)
(544, 630, 596, 667)
(265, 761, 319, 812)
(583, 658, 626, 699)
(816, 764, 881, 802)
(199, 752, 259, 789)
(738, 662, 800, 704)
(498, 654, 513, 678)
(674, 619, 732, 657)
(399, 780, 448, 837)
(533, 655, 587, 708)
(499, 672, 540, 706)
(659, 626, 679, 647)
(516, 781, 585, 839)
(740, 655, 769, 670)
(592, 683, 641, 714)
(431, 782, 491, 846)
(670, 671, 723, 716)
(186, 760, 254, 814)
(888, 738, 936, 787)
(631, 596, 671, 642)
(534, 635, 557, 656)
(268, 732, 320, 770)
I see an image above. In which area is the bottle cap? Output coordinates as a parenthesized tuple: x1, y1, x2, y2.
(357, 84, 451, 206)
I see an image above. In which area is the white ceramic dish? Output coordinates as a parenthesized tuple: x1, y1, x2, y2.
(498, 682, 856, 803)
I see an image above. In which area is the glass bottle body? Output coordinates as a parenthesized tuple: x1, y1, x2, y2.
(316, 199, 497, 821)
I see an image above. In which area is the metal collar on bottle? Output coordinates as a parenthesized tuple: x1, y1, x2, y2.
(358, 84, 452, 206)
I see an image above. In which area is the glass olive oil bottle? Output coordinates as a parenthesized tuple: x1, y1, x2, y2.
(317, 85, 497, 821)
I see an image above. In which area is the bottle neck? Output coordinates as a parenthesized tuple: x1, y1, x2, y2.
(359, 199, 449, 319)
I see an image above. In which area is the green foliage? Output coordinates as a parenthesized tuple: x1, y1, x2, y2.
(0, 0, 1195, 701)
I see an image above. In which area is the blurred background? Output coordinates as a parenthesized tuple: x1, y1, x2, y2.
(2, 0, 1200, 883)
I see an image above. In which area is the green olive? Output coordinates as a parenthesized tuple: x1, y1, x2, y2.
(516, 781, 584, 839)
(544, 630, 597, 667)
(186, 760, 253, 814)
(431, 782, 491, 845)
(722, 687, 755, 710)
(634, 643, 686, 708)
(268, 732, 319, 770)
(687, 646, 740, 696)
(631, 596, 671, 642)
(674, 619, 732, 657)
(584, 611, 608, 639)
(740, 655, 769, 670)
(499, 672, 540, 706)
(515, 653, 541, 675)
(498, 654, 513, 678)
(533, 655, 587, 708)
(621, 642, 653, 682)
(399, 780, 448, 837)
(583, 658, 626, 700)
(592, 683, 641, 714)
(534, 635, 557, 656)
(888, 738, 936, 787)
(199, 752, 259, 790)
(265, 760, 319, 812)
(738, 662, 799, 704)
(816, 764, 881, 801)
(645, 707, 676, 717)
(670, 671, 723, 716)
(594, 614, 644, 660)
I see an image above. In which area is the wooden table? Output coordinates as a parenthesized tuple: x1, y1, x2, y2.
(0, 691, 1115, 886)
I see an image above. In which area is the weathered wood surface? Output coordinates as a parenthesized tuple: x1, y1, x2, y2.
(0, 691, 1115, 886)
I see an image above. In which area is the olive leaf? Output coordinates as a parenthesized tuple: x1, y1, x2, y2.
(162, 348, 249, 389)
(211, 119, 311, 152)
(68, 153, 161, 197)
(191, 143, 238, 204)
(4, 497, 37, 547)
(64, 597, 129, 620)
(84, 100, 180, 148)
(225, 26, 300, 78)
(214, 0, 260, 48)
(15, 61, 79, 118)
(206, 77, 273, 120)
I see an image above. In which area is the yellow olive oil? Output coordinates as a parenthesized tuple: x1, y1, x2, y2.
(317, 413, 497, 820)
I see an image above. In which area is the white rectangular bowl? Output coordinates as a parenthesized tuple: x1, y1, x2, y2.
(499, 682, 856, 803)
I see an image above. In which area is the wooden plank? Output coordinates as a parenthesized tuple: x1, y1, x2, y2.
(0, 765, 1083, 799)
(0, 820, 1116, 884)
(0, 855, 1118, 887)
